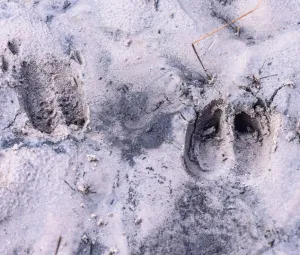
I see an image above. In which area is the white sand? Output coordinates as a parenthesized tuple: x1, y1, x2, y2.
(0, 0, 300, 254)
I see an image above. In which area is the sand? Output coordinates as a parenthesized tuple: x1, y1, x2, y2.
(0, 0, 300, 254)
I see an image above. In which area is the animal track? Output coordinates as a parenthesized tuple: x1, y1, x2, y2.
(17, 57, 86, 133)
(232, 103, 270, 173)
(18, 61, 58, 133)
(234, 112, 258, 134)
(184, 99, 270, 177)
(56, 76, 86, 127)
(184, 100, 226, 176)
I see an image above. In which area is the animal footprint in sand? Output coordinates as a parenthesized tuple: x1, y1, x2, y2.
(17, 57, 87, 134)
(183, 99, 227, 177)
(184, 99, 271, 177)
(232, 102, 270, 172)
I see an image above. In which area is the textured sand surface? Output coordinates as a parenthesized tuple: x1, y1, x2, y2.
(0, 0, 300, 254)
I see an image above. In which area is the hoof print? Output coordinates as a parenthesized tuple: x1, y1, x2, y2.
(184, 100, 224, 177)
(234, 112, 260, 136)
(17, 58, 86, 134)
(56, 77, 86, 128)
(232, 105, 269, 171)
(18, 61, 58, 134)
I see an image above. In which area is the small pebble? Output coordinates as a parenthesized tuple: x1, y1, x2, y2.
(81, 235, 89, 244)
(108, 248, 119, 254)
(135, 217, 142, 225)
(286, 132, 296, 142)
(125, 40, 132, 47)
(97, 219, 106, 226)
(87, 154, 98, 162)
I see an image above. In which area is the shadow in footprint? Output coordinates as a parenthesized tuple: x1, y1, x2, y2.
(184, 100, 226, 177)
(17, 58, 87, 133)
(234, 112, 259, 135)
(7, 39, 21, 56)
(232, 103, 269, 173)
(76, 239, 106, 255)
(18, 61, 58, 134)
(0, 55, 9, 72)
(56, 77, 86, 128)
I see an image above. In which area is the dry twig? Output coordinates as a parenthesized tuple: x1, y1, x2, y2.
(54, 236, 62, 255)
(192, 0, 264, 80)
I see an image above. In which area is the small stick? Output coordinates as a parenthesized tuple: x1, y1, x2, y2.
(220, 17, 239, 35)
(154, 0, 159, 11)
(212, 12, 239, 34)
(259, 74, 278, 80)
(192, 44, 211, 80)
(192, 0, 264, 77)
(64, 180, 75, 191)
(90, 242, 94, 255)
(267, 83, 289, 107)
(54, 236, 62, 255)
(63, 1, 71, 10)
(259, 60, 266, 74)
